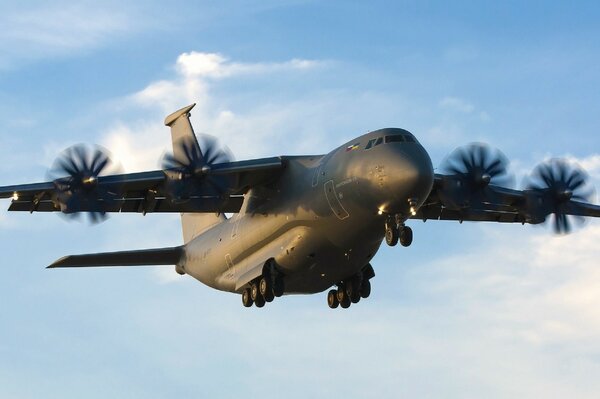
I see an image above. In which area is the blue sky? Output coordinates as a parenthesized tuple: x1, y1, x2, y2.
(1, 1, 600, 398)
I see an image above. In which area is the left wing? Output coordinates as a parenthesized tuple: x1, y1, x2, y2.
(412, 144, 600, 233)
(413, 173, 600, 230)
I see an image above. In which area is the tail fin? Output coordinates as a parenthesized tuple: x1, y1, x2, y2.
(164, 104, 225, 243)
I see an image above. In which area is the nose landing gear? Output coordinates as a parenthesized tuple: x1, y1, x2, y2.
(385, 214, 413, 247)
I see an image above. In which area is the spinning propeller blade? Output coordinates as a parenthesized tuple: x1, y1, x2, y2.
(48, 144, 121, 223)
(438, 143, 514, 209)
(525, 159, 595, 234)
(162, 134, 234, 201)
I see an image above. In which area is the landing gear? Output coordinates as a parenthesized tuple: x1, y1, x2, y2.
(385, 222, 399, 246)
(399, 226, 413, 247)
(259, 277, 274, 302)
(242, 259, 285, 308)
(248, 281, 266, 308)
(242, 288, 253, 307)
(360, 279, 371, 298)
(273, 276, 285, 297)
(346, 279, 361, 303)
(328, 266, 375, 309)
(385, 215, 413, 247)
(337, 286, 351, 308)
(254, 294, 265, 308)
(327, 290, 339, 309)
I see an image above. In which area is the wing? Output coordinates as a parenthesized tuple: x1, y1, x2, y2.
(0, 157, 284, 215)
(413, 174, 600, 225)
(47, 246, 183, 268)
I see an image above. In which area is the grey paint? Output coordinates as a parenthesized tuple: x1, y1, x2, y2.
(181, 128, 433, 294)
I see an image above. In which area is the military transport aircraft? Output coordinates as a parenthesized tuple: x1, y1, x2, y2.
(1, 104, 600, 309)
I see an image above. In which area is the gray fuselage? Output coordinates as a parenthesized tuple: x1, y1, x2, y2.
(180, 128, 434, 294)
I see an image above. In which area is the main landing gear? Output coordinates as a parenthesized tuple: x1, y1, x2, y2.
(327, 264, 375, 309)
(385, 215, 413, 247)
(242, 260, 284, 308)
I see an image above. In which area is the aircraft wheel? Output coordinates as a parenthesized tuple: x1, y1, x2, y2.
(327, 290, 339, 309)
(346, 279, 361, 303)
(251, 281, 260, 301)
(340, 295, 351, 309)
(273, 277, 285, 297)
(385, 224, 399, 246)
(260, 277, 273, 298)
(400, 226, 413, 247)
(336, 284, 346, 303)
(360, 279, 371, 298)
(264, 288, 275, 303)
(242, 288, 254, 307)
(254, 294, 265, 308)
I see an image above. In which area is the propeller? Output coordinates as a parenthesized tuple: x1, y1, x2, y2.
(161, 134, 234, 202)
(525, 159, 595, 234)
(438, 143, 514, 209)
(48, 144, 121, 223)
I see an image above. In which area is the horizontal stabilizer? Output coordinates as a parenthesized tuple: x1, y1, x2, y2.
(48, 246, 183, 268)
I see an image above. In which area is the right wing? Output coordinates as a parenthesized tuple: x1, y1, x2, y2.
(47, 246, 183, 268)
(0, 157, 284, 215)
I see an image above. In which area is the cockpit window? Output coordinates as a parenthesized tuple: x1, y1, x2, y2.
(384, 134, 416, 143)
(385, 135, 405, 143)
(374, 137, 383, 146)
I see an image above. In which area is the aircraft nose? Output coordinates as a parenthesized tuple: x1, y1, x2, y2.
(380, 145, 434, 214)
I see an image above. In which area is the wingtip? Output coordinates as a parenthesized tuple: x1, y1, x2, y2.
(47, 256, 69, 269)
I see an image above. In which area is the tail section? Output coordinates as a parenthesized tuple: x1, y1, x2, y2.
(164, 104, 226, 243)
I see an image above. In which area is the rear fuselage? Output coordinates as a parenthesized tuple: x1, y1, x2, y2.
(180, 128, 434, 294)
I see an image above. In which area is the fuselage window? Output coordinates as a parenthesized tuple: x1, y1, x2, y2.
(385, 135, 405, 144)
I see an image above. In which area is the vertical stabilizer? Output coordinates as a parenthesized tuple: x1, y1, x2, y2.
(164, 104, 225, 243)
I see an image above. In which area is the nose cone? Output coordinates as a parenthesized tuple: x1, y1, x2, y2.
(378, 144, 434, 214)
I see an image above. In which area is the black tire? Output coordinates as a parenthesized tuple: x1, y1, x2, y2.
(327, 290, 339, 309)
(264, 288, 275, 303)
(400, 226, 413, 247)
(336, 284, 346, 303)
(360, 279, 371, 298)
(242, 288, 253, 307)
(254, 294, 265, 308)
(385, 224, 398, 246)
(346, 280, 361, 303)
(251, 281, 260, 301)
(259, 277, 272, 297)
(340, 295, 351, 308)
(273, 277, 285, 297)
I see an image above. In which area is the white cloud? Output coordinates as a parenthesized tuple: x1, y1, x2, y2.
(175, 52, 321, 79)
(99, 51, 331, 171)
(131, 51, 323, 110)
